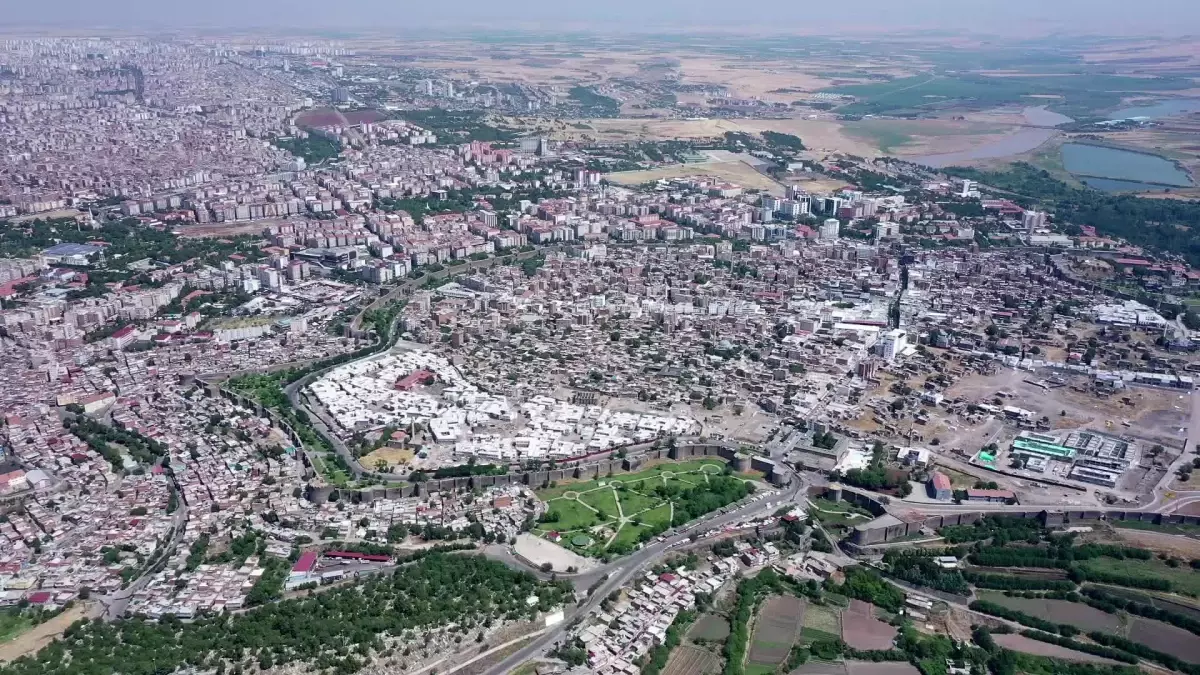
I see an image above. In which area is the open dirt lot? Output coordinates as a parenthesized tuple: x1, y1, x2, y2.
(841, 600, 898, 651)
(947, 369, 1189, 446)
(749, 595, 806, 669)
(1105, 526, 1200, 559)
(0, 604, 94, 663)
(511, 533, 597, 573)
(360, 446, 415, 470)
(992, 633, 1120, 664)
(663, 644, 722, 675)
(607, 160, 784, 194)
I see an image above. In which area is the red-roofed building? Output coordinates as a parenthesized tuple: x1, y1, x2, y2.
(26, 591, 53, 605)
(0, 469, 28, 494)
(109, 325, 137, 350)
(286, 551, 320, 590)
(292, 551, 318, 575)
(1113, 258, 1152, 268)
(928, 472, 952, 501)
(394, 370, 434, 391)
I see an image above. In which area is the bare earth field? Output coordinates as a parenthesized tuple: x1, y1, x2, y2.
(1106, 526, 1200, 559)
(607, 160, 784, 194)
(992, 633, 1120, 664)
(841, 600, 898, 651)
(663, 644, 722, 675)
(0, 604, 93, 664)
(360, 446, 415, 470)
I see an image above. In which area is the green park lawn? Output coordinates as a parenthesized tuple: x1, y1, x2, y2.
(534, 459, 747, 556)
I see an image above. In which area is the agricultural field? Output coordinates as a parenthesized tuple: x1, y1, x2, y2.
(846, 662, 921, 675)
(662, 645, 721, 675)
(1077, 556, 1200, 596)
(975, 592, 1122, 633)
(792, 663, 849, 675)
(689, 614, 732, 643)
(533, 459, 751, 556)
(747, 595, 805, 674)
(991, 633, 1121, 664)
(841, 600, 898, 651)
(801, 603, 843, 644)
(824, 72, 1195, 119)
(1127, 617, 1200, 664)
(1090, 587, 1200, 622)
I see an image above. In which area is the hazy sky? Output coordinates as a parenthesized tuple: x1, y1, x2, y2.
(7, 0, 1200, 36)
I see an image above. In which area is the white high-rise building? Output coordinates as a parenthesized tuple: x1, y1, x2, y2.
(960, 179, 973, 197)
(258, 268, 281, 290)
(1023, 210, 1046, 233)
(819, 218, 840, 241)
(880, 329, 908, 362)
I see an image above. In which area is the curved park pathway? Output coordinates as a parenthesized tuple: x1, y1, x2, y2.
(536, 462, 734, 553)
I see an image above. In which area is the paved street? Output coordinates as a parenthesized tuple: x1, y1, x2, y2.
(478, 462, 804, 675)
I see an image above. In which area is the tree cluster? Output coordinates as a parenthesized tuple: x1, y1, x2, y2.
(0, 553, 570, 675)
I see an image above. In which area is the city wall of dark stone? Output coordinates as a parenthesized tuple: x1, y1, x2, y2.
(819, 485, 1200, 548)
(307, 445, 785, 504)
(197, 375, 790, 505)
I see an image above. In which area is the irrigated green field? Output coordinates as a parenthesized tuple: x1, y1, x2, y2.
(1079, 557, 1200, 596)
